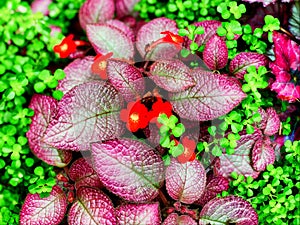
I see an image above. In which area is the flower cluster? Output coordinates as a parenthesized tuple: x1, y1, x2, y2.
(120, 96, 172, 133)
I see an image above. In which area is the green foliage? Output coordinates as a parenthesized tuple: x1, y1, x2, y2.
(196, 65, 272, 160)
(222, 140, 300, 225)
(47, 0, 86, 33)
(0, 1, 69, 222)
(135, 0, 233, 28)
(158, 114, 186, 165)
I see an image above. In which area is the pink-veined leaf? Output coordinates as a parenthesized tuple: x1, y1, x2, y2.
(252, 137, 275, 171)
(185, 20, 222, 49)
(116, 203, 161, 225)
(149, 60, 195, 92)
(199, 196, 258, 225)
(270, 31, 300, 103)
(165, 157, 206, 204)
(44, 82, 124, 151)
(91, 138, 165, 202)
(106, 59, 145, 102)
(115, 0, 140, 18)
(20, 186, 67, 225)
(145, 42, 181, 61)
(170, 70, 246, 121)
(86, 24, 134, 60)
(214, 129, 262, 179)
(57, 56, 100, 94)
(162, 213, 197, 225)
(68, 158, 103, 190)
(195, 176, 229, 206)
(68, 187, 116, 225)
(106, 19, 135, 42)
(30, 0, 51, 15)
(79, 0, 115, 30)
(26, 94, 72, 167)
(264, 107, 280, 136)
(136, 18, 178, 59)
(229, 52, 268, 79)
(203, 35, 228, 70)
(256, 108, 267, 130)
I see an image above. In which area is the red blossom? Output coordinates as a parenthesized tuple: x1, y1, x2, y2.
(120, 101, 150, 132)
(53, 34, 89, 58)
(91, 52, 113, 79)
(160, 31, 184, 45)
(177, 136, 196, 164)
(149, 97, 173, 128)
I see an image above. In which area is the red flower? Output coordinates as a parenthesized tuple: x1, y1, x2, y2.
(91, 52, 113, 79)
(161, 31, 184, 45)
(177, 136, 196, 164)
(53, 34, 89, 58)
(120, 101, 150, 132)
(149, 97, 173, 127)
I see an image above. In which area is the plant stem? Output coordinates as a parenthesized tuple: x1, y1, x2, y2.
(158, 189, 169, 207)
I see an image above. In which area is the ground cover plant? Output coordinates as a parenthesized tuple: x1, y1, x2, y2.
(0, 0, 299, 224)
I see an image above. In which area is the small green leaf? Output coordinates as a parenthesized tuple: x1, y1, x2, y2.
(172, 123, 185, 137)
(212, 145, 222, 156)
(34, 166, 44, 176)
(171, 144, 184, 157)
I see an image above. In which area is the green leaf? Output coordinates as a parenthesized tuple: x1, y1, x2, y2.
(163, 155, 171, 166)
(160, 135, 170, 148)
(172, 123, 185, 137)
(171, 144, 184, 157)
(208, 126, 217, 136)
(34, 166, 44, 176)
(178, 29, 189, 36)
(212, 145, 222, 156)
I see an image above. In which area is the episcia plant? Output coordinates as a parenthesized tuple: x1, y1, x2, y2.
(18, 0, 299, 224)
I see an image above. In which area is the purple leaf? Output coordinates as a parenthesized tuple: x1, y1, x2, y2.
(116, 203, 161, 225)
(106, 59, 145, 102)
(162, 213, 197, 225)
(20, 186, 67, 225)
(136, 18, 178, 59)
(214, 129, 262, 179)
(187, 20, 222, 48)
(264, 107, 280, 136)
(26, 94, 72, 167)
(203, 35, 228, 70)
(229, 52, 268, 79)
(68, 187, 116, 225)
(195, 176, 229, 206)
(86, 24, 134, 60)
(106, 19, 135, 42)
(68, 158, 103, 190)
(44, 82, 124, 151)
(256, 108, 267, 130)
(149, 60, 195, 92)
(270, 31, 300, 103)
(91, 138, 165, 202)
(170, 70, 246, 121)
(199, 196, 258, 225)
(30, 0, 51, 15)
(145, 42, 181, 61)
(165, 157, 206, 204)
(252, 137, 275, 171)
(79, 0, 115, 30)
(57, 56, 100, 94)
(115, 0, 140, 18)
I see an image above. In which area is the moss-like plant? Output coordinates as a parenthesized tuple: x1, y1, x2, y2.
(222, 140, 300, 225)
